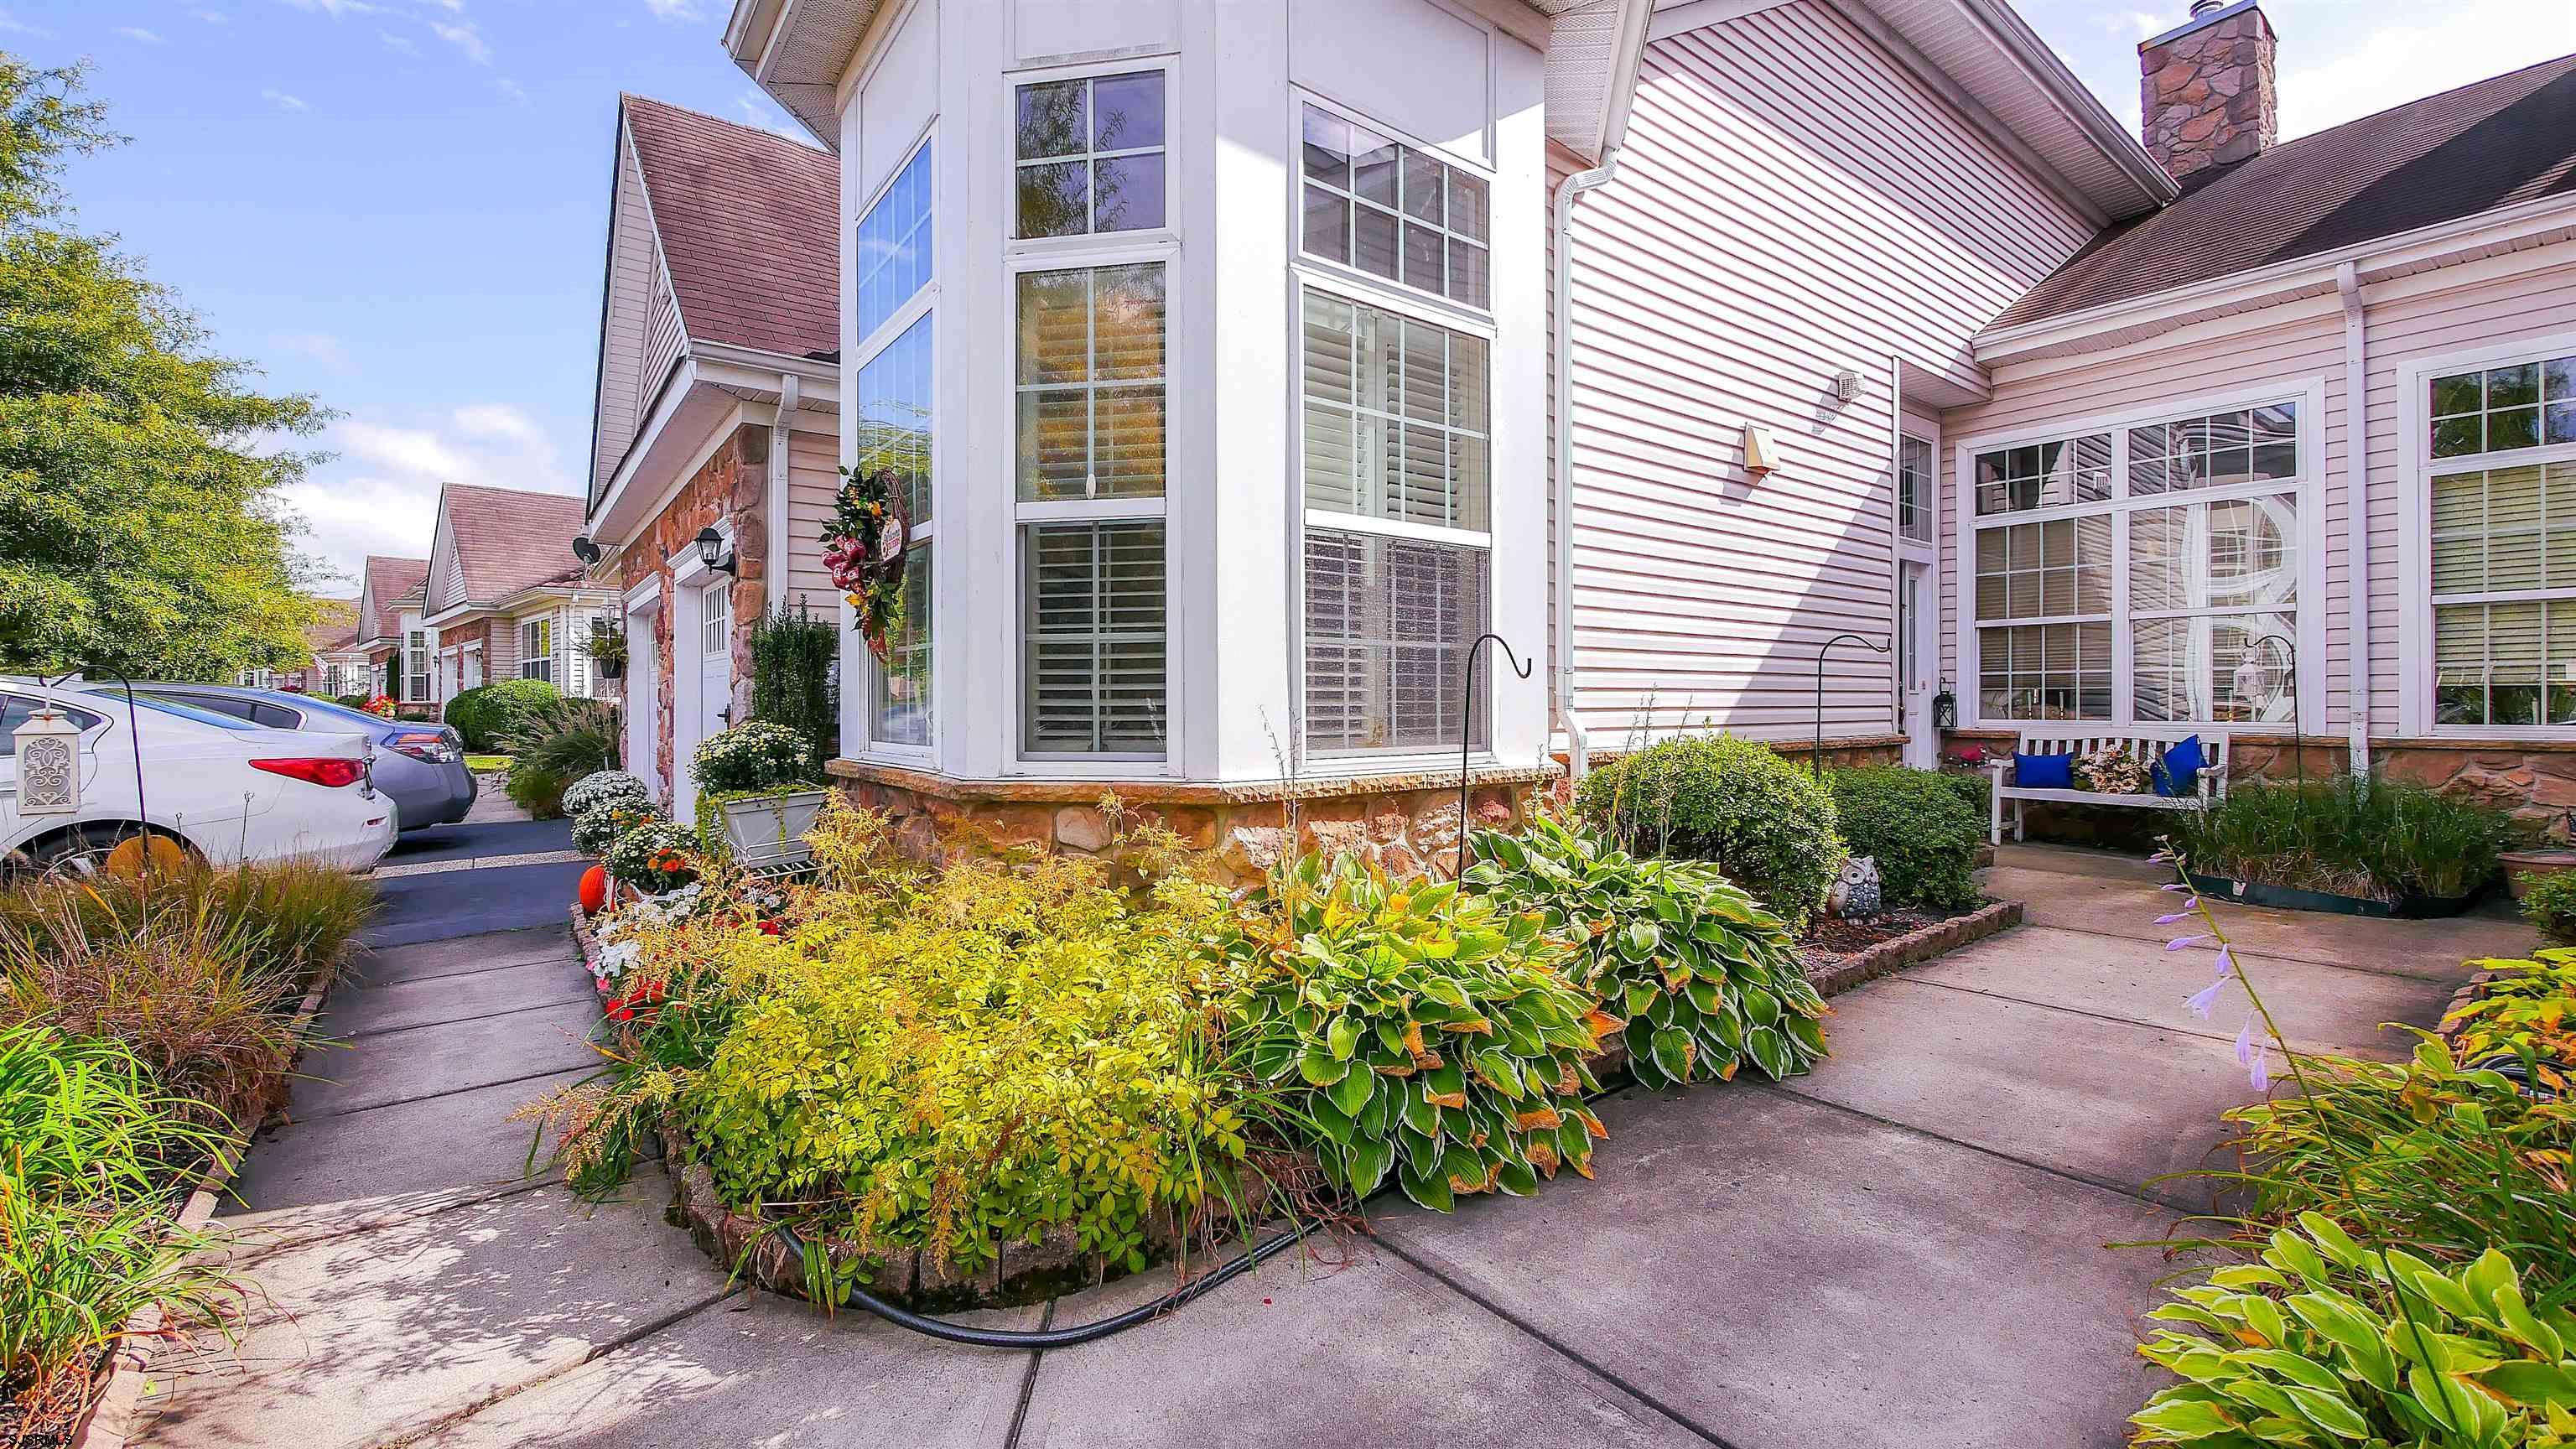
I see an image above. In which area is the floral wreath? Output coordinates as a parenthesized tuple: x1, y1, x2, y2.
(823, 465, 911, 662)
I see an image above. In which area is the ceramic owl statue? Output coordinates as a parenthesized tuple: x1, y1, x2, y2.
(1829, 855, 1883, 921)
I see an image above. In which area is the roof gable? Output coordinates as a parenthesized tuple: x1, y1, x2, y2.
(357, 556, 429, 642)
(429, 484, 588, 611)
(621, 96, 839, 361)
(1993, 51, 2576, 330)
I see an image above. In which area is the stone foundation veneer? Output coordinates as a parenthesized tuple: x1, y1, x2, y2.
(825, 758, 1560, 884)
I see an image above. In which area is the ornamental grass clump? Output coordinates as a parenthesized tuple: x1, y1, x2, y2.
(2171, 773, 2512, 903)
(1461, 816, 1826, 1088)
(680, 816, 1245, 1276)
(1220, 851, 1606, 1211)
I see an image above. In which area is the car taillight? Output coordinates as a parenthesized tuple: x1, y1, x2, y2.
(252, 757, 367, 787)
(389, 731, 460, 763)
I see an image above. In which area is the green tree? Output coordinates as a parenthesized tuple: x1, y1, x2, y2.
(0, 57, 328, 681)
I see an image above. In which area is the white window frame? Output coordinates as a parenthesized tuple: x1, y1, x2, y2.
(849, 122, 942, 767)
(1003, 234, 1180, 772)
(1950, 377, 2329, 735)
(403, 627, 430, 704)
(1286, 90, 1496, 333)
(1005, 54, 1178, 259)
(1286, 257, 1499, 772)
(2400, 329, 2576, 739)
(520, 615, 554, 683)
(1898, 432, 1938, 555)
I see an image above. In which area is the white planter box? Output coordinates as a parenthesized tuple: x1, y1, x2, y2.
(715, 788, 830, 870)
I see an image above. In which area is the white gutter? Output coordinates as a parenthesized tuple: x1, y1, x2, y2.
(1552, 153, 1623, 782)
(2336, 262, 2371, 776)
(769, 371, 798, 611)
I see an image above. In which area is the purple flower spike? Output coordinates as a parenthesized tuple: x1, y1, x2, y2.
(2165, 934, 2211, 952)
(2185, 979, 2225, 1019)
(2234, 1018, 2256, 1067)
(2155, 911, 2192, 925)
(2214, 946, 2235, 981)
(2250, 1047, 2271, 1092)
(2161, 883, 2192, 894)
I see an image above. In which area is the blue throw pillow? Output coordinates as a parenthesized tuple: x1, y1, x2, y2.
(2013, 751, 2073, 789)
(2153, 736, 2205, 797)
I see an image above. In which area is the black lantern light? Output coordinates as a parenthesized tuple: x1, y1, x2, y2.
(695, 527, 737, 576)
(1933, 683, 1958, 733)
(570, 534, 602, 567)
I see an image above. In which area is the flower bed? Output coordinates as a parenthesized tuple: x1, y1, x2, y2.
(537, 798, 1842, 1312)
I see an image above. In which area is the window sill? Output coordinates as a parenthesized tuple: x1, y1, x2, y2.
(826, 756, 1560, 804)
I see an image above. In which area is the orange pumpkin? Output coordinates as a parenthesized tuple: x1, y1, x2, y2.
(578, 865, 608, 916)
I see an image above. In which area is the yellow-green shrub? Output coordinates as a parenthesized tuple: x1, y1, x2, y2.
(682, 842, 1244, 1275)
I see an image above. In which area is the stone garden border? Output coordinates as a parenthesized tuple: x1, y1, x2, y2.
(570, 879, 2031, 1311)
(1802, 898, 2026, 998)
(67, 971, 337, 1449)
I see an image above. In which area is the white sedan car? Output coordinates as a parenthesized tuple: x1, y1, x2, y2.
(0, 680, 397, 877)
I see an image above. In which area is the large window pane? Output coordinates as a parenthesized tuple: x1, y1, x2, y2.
(2434, 352, 2576, 460)
(2133, 613, 2295, 724)
(1296, 103, 1492, 309)
(1974, 434, 2110, 515)
(1015, 264, 1166, 501)
(1304, 530, 1488, 753)
(1301, 292, 1488, 532)
(873, 548, 933, 747)
(1976, 621, 2111, 722)
(1973, 515, 2106, 621)
(1024, 521, 1166, 756)
(854, 314, 933, 522)
(854, 142, 933, 344)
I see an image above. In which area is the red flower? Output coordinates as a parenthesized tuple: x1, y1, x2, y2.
(757, 919, 782, 936)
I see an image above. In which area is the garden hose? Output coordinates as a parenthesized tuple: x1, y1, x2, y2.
(766, 1217, 1316, 1349)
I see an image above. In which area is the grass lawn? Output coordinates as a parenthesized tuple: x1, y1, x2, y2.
(465, 754, 512, 773)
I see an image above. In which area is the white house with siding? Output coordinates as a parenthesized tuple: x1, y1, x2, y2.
(669, 0, 2576, 853)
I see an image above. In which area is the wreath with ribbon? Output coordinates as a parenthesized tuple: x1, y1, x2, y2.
(823, 465, 911, 662)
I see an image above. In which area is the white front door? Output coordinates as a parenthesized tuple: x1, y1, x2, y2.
(698, 578, 732, 742)
(626, 597, 662, 801)
(1899, 561, 1938, 767)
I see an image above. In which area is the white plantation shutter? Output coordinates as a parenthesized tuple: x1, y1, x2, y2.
(1025, 521, 1166, 755)
(1303, 531, 1488, 754)
(2433, 459, 2576, 725)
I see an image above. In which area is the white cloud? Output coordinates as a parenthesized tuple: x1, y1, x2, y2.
(496, 75, 528, 105)
(2267, 0, 2576, 139)
(285, 406, 578, 581)
(193, 9, 230, 22)
(116, 25, 166, 43)
(732, 87, 803, 140)
(642, 0, 701, 19)
(452, 402, 545, 447)
(428, 18, 490, 65)
(276, 0, 385, 16)
(382, 30, 418, 55)
(262, 88, 309, 112)
(272, 332, 354, 374)
(0, 8, 54, 36)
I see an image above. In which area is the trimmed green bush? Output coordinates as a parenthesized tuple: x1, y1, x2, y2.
(444, 678, 558, 752)
(2525, 873, 2576, 946)
(1827, 766, 1983, 911)
(748, 606, 839, 762)
(1572, 735, 1845, 928)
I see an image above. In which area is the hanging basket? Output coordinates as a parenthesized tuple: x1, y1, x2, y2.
(821, 465, 911, 663)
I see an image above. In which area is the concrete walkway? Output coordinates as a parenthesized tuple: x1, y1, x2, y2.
(136, 845, 2537, 1449)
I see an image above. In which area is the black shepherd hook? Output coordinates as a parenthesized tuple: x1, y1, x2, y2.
(1813, 633, 1891, 777)
(36, 662, 149, 867)
(2248, 633, 2302, 795)
(1457, 633, 1533, 875)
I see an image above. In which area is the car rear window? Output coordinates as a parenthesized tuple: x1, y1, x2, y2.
(0, 694, 105, 757)
(282, 696, 393, 730)
(132, 696, 257, 730)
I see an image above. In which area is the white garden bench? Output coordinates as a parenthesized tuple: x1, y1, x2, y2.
(1987, 725, 2229, 845)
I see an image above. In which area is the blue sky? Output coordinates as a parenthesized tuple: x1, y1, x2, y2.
(7, 0, 2573, 590)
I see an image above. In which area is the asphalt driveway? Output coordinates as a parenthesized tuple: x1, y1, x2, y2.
(132, 844, 2536, 1449)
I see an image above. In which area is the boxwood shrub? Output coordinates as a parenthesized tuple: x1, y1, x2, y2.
(1572, 735, 1845, 928)
(444, 678, 558, 752)
(1826, 766, 1984, 911)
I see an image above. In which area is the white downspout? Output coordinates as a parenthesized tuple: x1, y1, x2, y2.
(769, 371, 798, 614)
(1552, 153, 1623, 782)
(2336, 262, 2371, 775)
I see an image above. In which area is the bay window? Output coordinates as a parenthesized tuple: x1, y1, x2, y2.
(1966, 395, 2308, 726)
(1016, 262, 1167, 759)
(2428, 349, 2576, 728)
(1299, 289, 1490, 754)
(852, 131, 937, 755)
(1015, 70, 1165, 239)
(1298, 104, 1489, 310)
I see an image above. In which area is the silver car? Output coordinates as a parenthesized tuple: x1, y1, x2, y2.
(84, 683, 477, 834)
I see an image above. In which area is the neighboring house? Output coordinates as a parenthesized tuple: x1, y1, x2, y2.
(697, 0, 2576, 851)
(580, 96, 844, 819)
(260, 599, 366, 696)
(353, 556, 433, 713)
(421, 483, 618, 709)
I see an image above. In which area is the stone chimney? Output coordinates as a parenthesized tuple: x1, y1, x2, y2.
(2139, 0, 2278, 183)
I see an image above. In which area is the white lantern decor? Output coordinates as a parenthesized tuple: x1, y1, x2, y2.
(13, 702, 82, 816)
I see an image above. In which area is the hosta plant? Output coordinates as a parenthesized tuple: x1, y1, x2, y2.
(1463, 818, 1827, 1088)
(1223, 851, 1606, 1212)
(2444, 948, 2576, 1068)
(573, 800, 664, 858)
(2134, 1214, 2576, 1446)
(562, 768, 652, 818)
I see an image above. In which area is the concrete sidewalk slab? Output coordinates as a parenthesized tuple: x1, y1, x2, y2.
(291, 1000, 601, 1118)
(1016, 1241, 1706, 1449)
(134, 1186, 727, 1449)
(1372, 1083, 2176, 1449)
(1906, 925, 2464, 1060)
(335, 955, 596, 1036)
(414, 1289, 1037, 1449)
(227, 1066, 588, 1220)
(1784, 978, 2261, 1202)
(351, 924, 577, 985)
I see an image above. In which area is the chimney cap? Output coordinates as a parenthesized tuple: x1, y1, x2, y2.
(2141, 0, 2267, 51)
(2189, 0, 2224, 13)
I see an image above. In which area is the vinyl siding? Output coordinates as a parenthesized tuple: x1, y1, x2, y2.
(1555, 2, 2094, 746)
(590, 132, 665, 504)
(1945, 237, 2576, 739)
(782, 427, 839, 611)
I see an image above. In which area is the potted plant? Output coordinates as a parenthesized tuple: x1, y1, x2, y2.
(587, 619, 629, 680)
(693, 720, 828, 870)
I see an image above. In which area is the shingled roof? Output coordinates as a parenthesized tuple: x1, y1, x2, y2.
(360, 556, 428, 642)
(1994, 51, 2576, 330)
(439, 484, 588, 605)
(622, 95, 840, 361)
